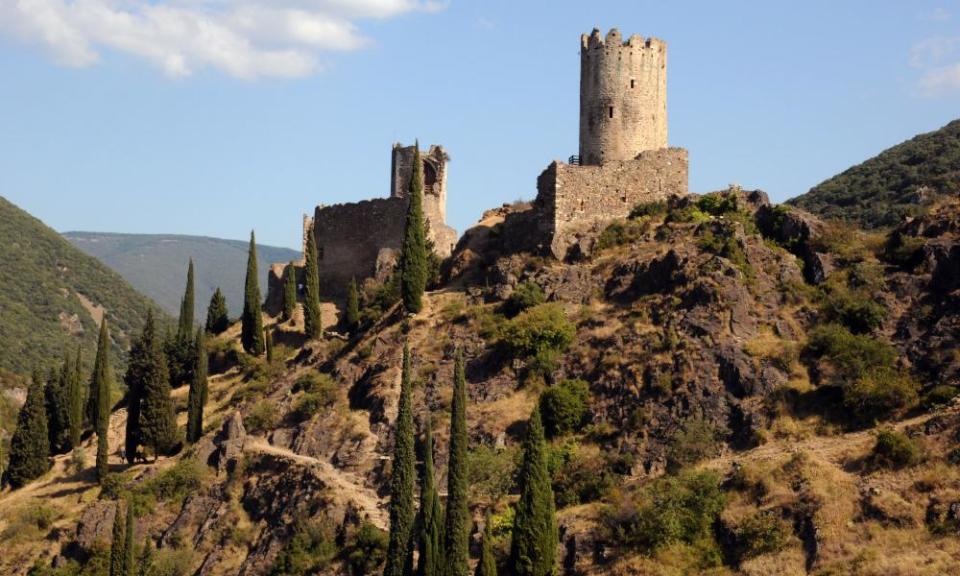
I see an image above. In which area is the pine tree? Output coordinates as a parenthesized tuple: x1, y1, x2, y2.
(241, 231, 265, 355)
(205, 287, 230, 335)
(508, 408, 557, 576)
(417, 413, 442, 576)
(68, 346, 83, 449)
(476, 513, 497, 576)
(139, 326, 177, 460)
(346, 277, 360, 333)
(444, 351, 470, 576)
(178, 259, 195, 339)
(123, 500, 135, 576)
(265, 329, 274, 363)
(110, 501, 126, 576)
(7, 371, 50, 488)
(186, 329, 207, 444)
(399, 145, 428, 314)
(93, 319, 113, 483)
(45, 359, 71, 453)
(283, 262, 297, 322)
(125, 311, 159, 464)
(385, 344, 417, 576)
(303, 226, 323, 340)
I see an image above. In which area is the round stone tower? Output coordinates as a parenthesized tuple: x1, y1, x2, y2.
(579, 28, 668, 166)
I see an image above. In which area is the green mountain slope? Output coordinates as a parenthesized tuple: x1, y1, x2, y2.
(63, 232, 300, 320)
(789, 119, 960, 228)
(0, 197, 162, 376)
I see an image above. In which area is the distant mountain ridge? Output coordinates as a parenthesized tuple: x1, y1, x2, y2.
(789, 119, 960, 228)
(64, 232, 301, 321)
(0, 197, 162, 376)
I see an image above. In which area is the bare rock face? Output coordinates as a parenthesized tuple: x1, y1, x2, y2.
(215, 411, 246, 476)
(73, 501, 117, 553)
(755, 203, 833, 284)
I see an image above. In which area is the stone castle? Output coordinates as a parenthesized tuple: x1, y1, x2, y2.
(267, 27, 688, 308)
(533, 28, 688, 258)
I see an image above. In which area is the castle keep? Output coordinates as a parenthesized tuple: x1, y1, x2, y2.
(534, 28, 688, 258)
(266, 143, 456, 308)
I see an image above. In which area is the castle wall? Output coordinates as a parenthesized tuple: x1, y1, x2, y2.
(579, 29, 668, 165)
(536, 148, 688, 258)
(389, 143, 458, 255)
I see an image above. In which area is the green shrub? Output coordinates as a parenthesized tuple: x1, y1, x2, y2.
(629, 200, 668, 219)
(603, 470, 725, 553)
(245, 400, 278, 434)
(344, 521, 388, 576)
(730, 511, 791, 561)
(923, 385, 959, 408)
(819, 283, 887, 334)
(884, 234, 926, 269)
(500, 303, 575, 362)
(270, 519, 338, 576)
(806, 324, 897, 382)
(666, 418, 721, 472)
(696, 223, 755, 282)
(696, 193, 739, 216)
(843, 368, 919, 422)
(503, 280, 545, 317)
(539, 379, 591, 438)
(550, 446, 616, 508)
(466, 444, 520, 503)
(595, 219, 648, 251)
(291, 373, 338, 422)
(869, 429, 921, 469)
(666, 205, 711, 224)
(151, 547, 197, 576)
(142, 458, 207, 504)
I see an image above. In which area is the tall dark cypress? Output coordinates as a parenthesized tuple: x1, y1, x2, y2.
(93, 319, 113, 483)
(123, 500, 135, 576)
(508, 408, 556, 576)
(186, 329, 207, 444)
(68, 347, 83, 449)
(139, 329, 177, 460)
(6, 371, 50, 488)
(178, 259, 195, 339)
(46, 359, 71, 453)
(385, 345, 417, 576)
(417, 414, 442, 576)
(125, 311, 158, 464)
(444, 351, 470, 576)
(475, 513, 497, 576)
(110, 501, 126, 576)
(283, 262, 297, 322)
(399, 145, 428, 314)
(241, 231, 265, 355)
(265, 329, 274, 363)
(205, 287, 229, 335)
(303, 226, 323, 340)
(138, 537, 154, 576)
(346, 277, 360, 333)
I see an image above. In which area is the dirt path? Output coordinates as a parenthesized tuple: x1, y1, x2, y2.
(244, 437, 387, 529)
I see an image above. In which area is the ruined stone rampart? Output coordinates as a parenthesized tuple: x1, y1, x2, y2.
(536, 147, 688, 258)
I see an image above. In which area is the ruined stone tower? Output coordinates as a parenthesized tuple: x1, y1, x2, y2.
(579, 28, 668, 166)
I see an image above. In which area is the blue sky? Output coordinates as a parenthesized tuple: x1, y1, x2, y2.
(1, 0, 958, 249)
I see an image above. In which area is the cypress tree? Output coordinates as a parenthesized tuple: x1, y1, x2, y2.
(385, 344, 417, 576)
(205, 287, 229, 335)
(46, 360, 71, 453)
(444, 351, 470, 576)
(125, 311, 159, 464)
(241, 231, 265, 355)
(110, 501, 126, 576)
(303, 226, 323, 340)
(399, 145, 428, 314)
(139, 327, 177, 460)
(93, 319, 113, 483)
(68, 347, 83, 449)
(178, 259, 195, 339)
(138, 537, 154, 576)
(123, 500, 135, 576)
(417, 414, 442, 576)
(508, 408, 557, 576)
(475, 513, 497, 576)
(265, 329, 274, 363)
(346, 277, 360, 333)
(7, 371, 50, 488)
(283, 262, 297, 322)
(186, 329, 207, 444)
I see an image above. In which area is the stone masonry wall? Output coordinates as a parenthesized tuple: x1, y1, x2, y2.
(390, 143, 458, 255)
(536, 147, 688, 258)
(579, 28, 668, 165)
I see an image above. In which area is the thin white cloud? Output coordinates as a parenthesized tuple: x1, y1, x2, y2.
(910, 35, 960, 96)
(0, 0, 443, 79)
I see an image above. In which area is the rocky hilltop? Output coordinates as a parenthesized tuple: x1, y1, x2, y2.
(3, 181, 960, 576)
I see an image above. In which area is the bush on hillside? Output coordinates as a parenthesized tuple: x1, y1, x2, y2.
(805, 323, 896, 382)
(729, 511, 792, 562)
(868, 429, 922, 470)
(842, 368, 919, 422)
(503, 280, 545, 317)
(666, 418, 721, 472)
(500, 303, 575, 363)
(539, 379, 591, 438)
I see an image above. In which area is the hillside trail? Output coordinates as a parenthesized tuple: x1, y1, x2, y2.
(701, 405, 957, 474)
(244, 436, 387, 529)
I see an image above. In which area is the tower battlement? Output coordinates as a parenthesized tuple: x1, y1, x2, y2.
(579, 27, 668, 165)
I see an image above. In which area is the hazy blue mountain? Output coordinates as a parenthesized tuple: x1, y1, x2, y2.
(64, 232, 300, 321)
